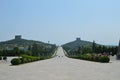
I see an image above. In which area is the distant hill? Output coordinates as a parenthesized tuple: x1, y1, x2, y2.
(62, 38, 95, 52)
(0, 36, 55, 50)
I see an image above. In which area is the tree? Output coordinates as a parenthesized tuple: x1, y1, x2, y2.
(13, 47, 20, 56)
(92, 40, 96, 53)
(77, 46, 82, 54)
(31, 43, 39, 56)
(82, 46, 92, 54)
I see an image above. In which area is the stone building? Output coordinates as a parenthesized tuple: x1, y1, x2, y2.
(15, 35, 22, 40)
(76, 37, 81, 41)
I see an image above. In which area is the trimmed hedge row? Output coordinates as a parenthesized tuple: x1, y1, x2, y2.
(11, 55, 41, 65)
(11, 58, 21, 65)
(69, 54, 110, 63)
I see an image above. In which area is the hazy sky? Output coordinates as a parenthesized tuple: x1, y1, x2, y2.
(0, 0, 120, 45)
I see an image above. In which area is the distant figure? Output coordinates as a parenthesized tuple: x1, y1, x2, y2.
(3, 56, 7, 61)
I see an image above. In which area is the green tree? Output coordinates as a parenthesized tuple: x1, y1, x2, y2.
(13, 47, 20, 56)
(92, 40, 96, 53)
(82, 46, 92, 54)
(31, 43, 39, 56)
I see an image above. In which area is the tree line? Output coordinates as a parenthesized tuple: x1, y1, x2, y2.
(63, 41, 118, 56)
(0, 43, 56, 57)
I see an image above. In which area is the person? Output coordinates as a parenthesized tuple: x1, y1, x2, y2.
(3, 56, 7, 61)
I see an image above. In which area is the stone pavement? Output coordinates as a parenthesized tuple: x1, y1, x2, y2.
(0, 47, 120, 80)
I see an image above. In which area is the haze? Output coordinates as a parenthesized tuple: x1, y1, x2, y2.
(0, 0, 120, 45)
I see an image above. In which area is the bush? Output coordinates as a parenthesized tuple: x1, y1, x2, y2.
(21, 55, 39, 62)
(3, 56, 7, 60)
(11, 58, 21, 65)
(0, 56, 2, 60)
(11, 54, 51, 65)
(20, 58, 28, 63)
(98, 56, 110, 63)
(40, 56, 46, 60)
(94, 56, 99, 62)
(70, 53, 110, 63)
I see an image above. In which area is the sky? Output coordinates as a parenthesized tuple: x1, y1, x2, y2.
(0, 0, 120, 45)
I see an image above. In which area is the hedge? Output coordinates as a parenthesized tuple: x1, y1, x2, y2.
(11, 54, 55, 65)
(99, 56, 110, 63)
(11, 58, 21, 65)
(69, 54, 110, 63)
(11, 55, 41, 65)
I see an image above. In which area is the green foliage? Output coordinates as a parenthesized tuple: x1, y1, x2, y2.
(63, 39, 118, 56)
(13, 47, 20, 56)
(0, 38, 51, 48)
(11, 55, 46, 65)
(62, 39, 93, 53)
(0, 49, 26, 56)
(21, 55, 39, 62)
(92, 40, 96, 53)
(98, 56, 110, 63)
(10, 45, 57, 66)
(11, 58, 21, 65)
(30, 43, 56, 57)
(95, 45, 118, 55)
(81, 46, 93, 54)
(69, 53, 110, 63)
(0, 38, 57, 58)
(20, 58, 28, 63)
(31, 43, 40, 56)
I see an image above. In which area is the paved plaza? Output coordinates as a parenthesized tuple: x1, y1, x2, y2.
(0, 47, 120, 80)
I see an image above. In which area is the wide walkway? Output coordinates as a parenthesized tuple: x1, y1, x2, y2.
(0, 47, 120, 80)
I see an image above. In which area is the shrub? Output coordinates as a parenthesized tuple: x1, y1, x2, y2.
(11, 58, 21, 65)
(11, 54, 51, 65)
(3, 56, 7, 60)
(71, 53, 110, 63)
(21, 55, 40, 62)
(85, 54, 93, 61)
(40, 56, 45, 60)
(94, 56, 99, 62)
(99, 56, 110, 63)
(0, 56, 2, 60)
(28, 59, 32, 62)
(20, 58, 28, 63)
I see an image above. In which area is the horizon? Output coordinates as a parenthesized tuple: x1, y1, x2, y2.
(0, 35, 118, 46)
(0, 0, 120, 45)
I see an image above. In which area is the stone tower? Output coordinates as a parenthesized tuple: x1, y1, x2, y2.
(76, 37, 81, 41)
(117, 40, 120, 60)
(15, 35, 22, 40)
